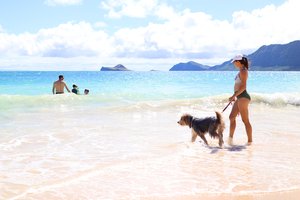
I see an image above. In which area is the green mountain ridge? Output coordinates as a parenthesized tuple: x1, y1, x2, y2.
(170, 40, 300, 71)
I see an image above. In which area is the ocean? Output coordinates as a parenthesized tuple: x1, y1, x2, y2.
(1, 71, 300, 200)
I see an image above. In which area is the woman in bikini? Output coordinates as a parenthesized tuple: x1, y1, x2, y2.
(228, 54, 252, 145)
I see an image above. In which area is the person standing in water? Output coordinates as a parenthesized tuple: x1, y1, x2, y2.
(52, 75, 71, 94)
(228, 54, 252, 145)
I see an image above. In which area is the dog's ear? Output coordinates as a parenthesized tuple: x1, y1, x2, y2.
(188, 116, 192, 128)
(181, 115, 188, 126)
(183, 114, 192, 128)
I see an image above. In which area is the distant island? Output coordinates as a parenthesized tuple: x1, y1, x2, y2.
(100, 64, 130, 71)
(169, 61, 210, 71)
(169, 40, 300, 71)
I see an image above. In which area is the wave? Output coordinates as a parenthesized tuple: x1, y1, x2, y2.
(120, 92, 300, 110)
(0, 92, 299, 112)
(0, 94, 119, 111)
(251, 92, 300, 106)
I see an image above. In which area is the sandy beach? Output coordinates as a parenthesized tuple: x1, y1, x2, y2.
(1, 97, 300, 199)
(143, 189, 300, 200)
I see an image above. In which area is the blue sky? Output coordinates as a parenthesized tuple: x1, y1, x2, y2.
(0, 0, 298, 70)
(0, 0, 285, 33)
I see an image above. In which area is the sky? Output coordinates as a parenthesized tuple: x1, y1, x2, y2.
(0, 0, 299, 71)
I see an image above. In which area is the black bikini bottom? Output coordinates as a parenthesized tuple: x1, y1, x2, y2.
(237, 90, 251, 100)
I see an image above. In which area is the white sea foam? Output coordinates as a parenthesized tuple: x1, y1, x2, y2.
(1, 92, 299, 113)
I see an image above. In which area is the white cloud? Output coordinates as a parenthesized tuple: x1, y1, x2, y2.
(0, 22, 113, 57)
(108, 10, 232, 62)
(93, 22, 107, 29)
(1, 0, 300, 70)
(110, 0, 300, 59)
(230, 0, 300, 48)
(45, 0, 83, 6)
(101, 0, 160, 18)
(153, 3, 177, 21)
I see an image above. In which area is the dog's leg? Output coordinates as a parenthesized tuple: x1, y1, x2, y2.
(191, 130, 197, 142)
(209, 130, 224, 147)
(217, 125, 225, 147)
(199, 134, 208, 145)
(218, 133, 224, 147)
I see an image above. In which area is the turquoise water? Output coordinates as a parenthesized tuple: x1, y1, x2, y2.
(1, 71, 299, 98)
(1, 71, 300, 199)
(1, 71, 299, 112)
(0, 71, 299, 113)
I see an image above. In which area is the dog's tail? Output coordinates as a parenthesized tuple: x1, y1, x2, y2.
(215, 111, 222, 124)
(215, 111, 225, 136)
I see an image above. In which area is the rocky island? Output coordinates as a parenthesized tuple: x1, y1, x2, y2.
(100, 64, 130, 71)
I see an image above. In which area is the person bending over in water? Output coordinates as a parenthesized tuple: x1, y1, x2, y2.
(72, 84, 79, 94)
(228, 54, 252, 145)
(52, 75, 71, 94)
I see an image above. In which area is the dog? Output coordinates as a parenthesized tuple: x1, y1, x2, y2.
(177, 112, 225, 147)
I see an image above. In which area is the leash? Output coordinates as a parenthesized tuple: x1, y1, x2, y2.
(222, 101, 232, 113)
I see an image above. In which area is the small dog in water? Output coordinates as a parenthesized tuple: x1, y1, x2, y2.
(177, 112, 225, 147)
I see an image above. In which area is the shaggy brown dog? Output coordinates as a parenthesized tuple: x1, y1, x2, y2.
(177, 112, 225, 147)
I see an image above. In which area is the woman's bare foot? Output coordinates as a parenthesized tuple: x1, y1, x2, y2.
(228, 137, 234, 146)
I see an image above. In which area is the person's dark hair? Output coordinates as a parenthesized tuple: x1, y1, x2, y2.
(239, 57, 249, 70)
(59, 75, 64, 79)
(73, 84, 77, 88)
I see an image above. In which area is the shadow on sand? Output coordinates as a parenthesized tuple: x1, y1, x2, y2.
(203, 143, 247, 154)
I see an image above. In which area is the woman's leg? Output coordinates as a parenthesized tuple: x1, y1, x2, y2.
(229, 100, 239, 139)
(238, 98, 252, 143)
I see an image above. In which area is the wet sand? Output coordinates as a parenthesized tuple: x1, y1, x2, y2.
(1, 101, 300, 200)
